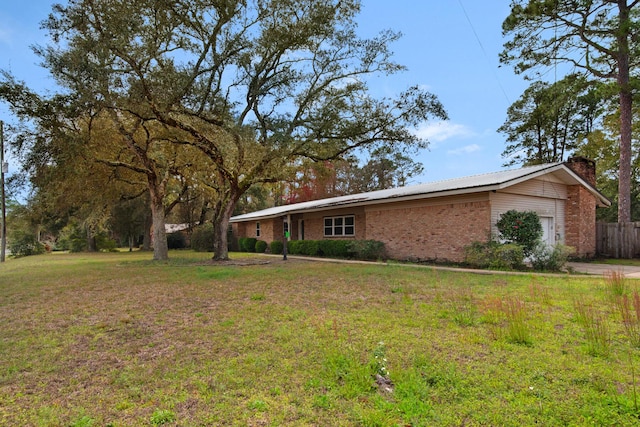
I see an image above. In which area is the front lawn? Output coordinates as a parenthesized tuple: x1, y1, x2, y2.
(1, 251, 639, 426)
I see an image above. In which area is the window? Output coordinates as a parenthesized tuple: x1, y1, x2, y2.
(324, 215, 355, 237)
(256, 222, 260, 237)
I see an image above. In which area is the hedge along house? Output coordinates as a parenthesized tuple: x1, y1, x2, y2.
(230, 157, 610, 262)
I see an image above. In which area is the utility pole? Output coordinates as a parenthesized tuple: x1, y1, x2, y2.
(1, 121, 6, 262)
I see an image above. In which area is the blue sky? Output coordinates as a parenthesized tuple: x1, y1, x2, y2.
(0, 0, 531, 184)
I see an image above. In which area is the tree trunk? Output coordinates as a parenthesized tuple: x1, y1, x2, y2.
(616, 0, 632, 223)
(86, 226, 97, 252)
(150, 192, 169, 260)
(142, 214, 151, 251)
(212, 197, 237, 261)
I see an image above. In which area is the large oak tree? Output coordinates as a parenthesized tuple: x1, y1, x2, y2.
(31, 0, 446, 260)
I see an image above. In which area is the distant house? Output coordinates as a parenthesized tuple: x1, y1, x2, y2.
(230, 157, 610, 262)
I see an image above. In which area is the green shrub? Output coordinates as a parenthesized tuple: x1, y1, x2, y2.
(464, 241, 492, 268)
(464, 240, 524, 270)
(239, 237, 257, 252)
(270, 240, 283, 255)
(95, 233, 118, 252)
(191, 224, 214, 252)
(492, 243, 525, 270)
(287, 240, 301, 255)
(9, 230, 46, 258)
(255, 240, 267, 253)
(57, 223, 87, 252)
(496, 210, 542, 256)
(347, 240, 386, 261)
(318, 240, 350, 257)
(530, 243, 575, 272)
(298, 240, 320, 256)
(167, 232, 187, 249)
(287, 240, 320, 256)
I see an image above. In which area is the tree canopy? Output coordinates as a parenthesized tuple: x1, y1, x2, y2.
(501, 0, 640, 222)
(499, 74, 603, 166)
(1, 0, 447, 259)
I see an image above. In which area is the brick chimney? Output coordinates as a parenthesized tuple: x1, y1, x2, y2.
(565, 157, 596, 187)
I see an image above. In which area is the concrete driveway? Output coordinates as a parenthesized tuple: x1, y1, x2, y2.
(568, 262, 640, 278)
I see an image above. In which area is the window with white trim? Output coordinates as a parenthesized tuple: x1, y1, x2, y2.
(256, 222, 261, 237)
(324, 215, 355, 237)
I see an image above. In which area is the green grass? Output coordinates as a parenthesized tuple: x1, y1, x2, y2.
(595, 258, 640, 267)
(1, 251, 640, 425)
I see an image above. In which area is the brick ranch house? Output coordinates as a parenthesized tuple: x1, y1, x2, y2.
(230, 157, 610, 262)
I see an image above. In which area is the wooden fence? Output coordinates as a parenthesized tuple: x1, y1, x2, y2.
(596, 222, 640, 259)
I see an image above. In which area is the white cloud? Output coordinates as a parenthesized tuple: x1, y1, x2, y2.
(413, 121, 475, 144)
(447, 144, 481, 156)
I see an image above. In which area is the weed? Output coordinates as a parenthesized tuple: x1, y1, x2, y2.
(70, 415, 95, 427)
(605, 269, 628, 299)
(574, 298, 611, 357)
(250, 293, 265, 301)
(372, 341, 389, 377)
(479, 296, 506, 340)
(481, 295, 532, 345)
(616, 289, 640, 347)
(150, 409, 175, 425)
(248, 399, 268, 411)
(529, 282, 552, 305)
(503, 297, 532, 345)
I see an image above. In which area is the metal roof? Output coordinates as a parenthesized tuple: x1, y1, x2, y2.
(230, 162, 611, 222)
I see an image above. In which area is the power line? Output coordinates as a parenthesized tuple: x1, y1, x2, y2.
(457, 0, 511, 104)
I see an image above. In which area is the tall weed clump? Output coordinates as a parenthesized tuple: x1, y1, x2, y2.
(503, 297, 532, 345)
(480, 296, 532, 345)
(617, 290, 640, 348)
(605, 270, 628, 300)
(574, 298, 611, 357)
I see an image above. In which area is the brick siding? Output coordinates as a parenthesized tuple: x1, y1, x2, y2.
(302, 211, 366, 241)
(565, 185, 596, 257)
(366, 200, 492, 262)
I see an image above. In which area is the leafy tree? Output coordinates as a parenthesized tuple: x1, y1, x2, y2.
(282, 146, 424, 204)
(501, 0, 640, 222)
(281, 160, 348, 204)
(352, 147, 424, 192)
(576, 102, 640, 221)
(5, 200, 46, 257)
(0, 76, 114, 250)
(499, 74, 603, 166)
(36, 0, 447, 260)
